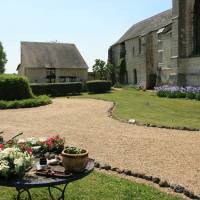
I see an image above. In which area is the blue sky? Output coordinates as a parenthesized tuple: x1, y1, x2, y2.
(0, 0, 172, 73)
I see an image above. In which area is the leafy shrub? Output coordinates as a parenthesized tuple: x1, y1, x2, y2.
(186, 93, 196, 100)
(86, 80, 111, 93)
(196, 93, 200, 101)
(31, 82, 82, 97)
(167, 92, 178, 98)
(155, 86, 200, 101)
(0, 95, 51, 109)
(157, 90, 168, 98)
(0, 74, 34, 101)
(113, 82, 124, 88)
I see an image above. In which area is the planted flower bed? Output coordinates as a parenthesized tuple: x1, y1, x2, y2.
(155, 86, 200, 100)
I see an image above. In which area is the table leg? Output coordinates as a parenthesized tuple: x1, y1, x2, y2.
(48, 184, 68, 200)
(16, 187, 32, 200)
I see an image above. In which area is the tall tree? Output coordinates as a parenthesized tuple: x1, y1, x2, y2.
(92, 59, 106, 80)
(0, 42, 7, 74)
(105, 61, 116, 84)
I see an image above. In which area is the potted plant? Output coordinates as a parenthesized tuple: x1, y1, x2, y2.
(61, 147, 89, 173)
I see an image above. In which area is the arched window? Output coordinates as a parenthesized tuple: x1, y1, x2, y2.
(193, 0, 200, 55)
(133, 69, 137, 85)
(133, 46, 135, 56)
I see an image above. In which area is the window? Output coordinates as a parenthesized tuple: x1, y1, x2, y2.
(133, 69, 137, 85)
(139, 37, 142, 54)
(133, 46, 135, 56)
(158, 50, 164, 64)
(193, 0, 200, 55)
(158, 40, 163, 50)
(46, 68, 56, 83)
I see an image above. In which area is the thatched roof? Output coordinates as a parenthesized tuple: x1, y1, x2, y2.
(20, 42, 88, 69)
(114, 9, 172, 45)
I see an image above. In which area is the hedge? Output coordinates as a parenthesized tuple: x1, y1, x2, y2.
(31, 82, 83, 96)
(0, 95, 51, 109)
(86, 80, 112, 93)
(0, 74, 34, 101)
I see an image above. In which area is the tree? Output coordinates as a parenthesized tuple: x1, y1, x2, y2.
(92, 59, 106, 80)
(0, 42, 7, 74)
(119, 58, 127, 84)
(105, 61, 116, 84)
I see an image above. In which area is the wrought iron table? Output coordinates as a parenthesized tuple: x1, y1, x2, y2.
(0, 159, 94, 200)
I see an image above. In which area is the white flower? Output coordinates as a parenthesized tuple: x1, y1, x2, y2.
(17, 139, 26, 143)
(0, 147, 33, 178)
(38, 137, 47, 142)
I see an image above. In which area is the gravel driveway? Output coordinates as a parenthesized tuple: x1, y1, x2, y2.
(0, 98, 200, 194)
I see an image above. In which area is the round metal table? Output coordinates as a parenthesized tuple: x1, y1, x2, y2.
(0, 159, 95, 200)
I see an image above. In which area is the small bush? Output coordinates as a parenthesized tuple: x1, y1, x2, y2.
(186, 92, 196, 100)
(86, 80, 112, 93)
(113, 82, 124, 88)
(0, 95, 51, 109)
(196, 93, 200, 101)
(157, 90, 168, 98)
(0, 74, 34, 101)
(31, 82, 82, 97)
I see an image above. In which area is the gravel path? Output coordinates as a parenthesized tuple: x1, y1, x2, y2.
(0, 98, 200, 194)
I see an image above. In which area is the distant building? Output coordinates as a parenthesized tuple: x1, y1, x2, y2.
(109, 0, 200, 88)
(17, 42, 88, 83)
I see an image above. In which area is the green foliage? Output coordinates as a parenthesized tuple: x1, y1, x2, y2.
(119, 58, 127, 84)
(186, 92, 196, 100)
(196, 93, 200, 100)
(64, 147, 86, 154)
(113, 82, 124, 88)
(105, 61, 116, 84)
(0, 95, 51, 109)
(0, 74, 34, 101)
(92, 59, 106, 80)
(86, 80, 112, 94)
(31, 82, 82, 97)
(92, 59, 116, 83)
(157, 91, 198, 100)
(0, 42, 7, 74)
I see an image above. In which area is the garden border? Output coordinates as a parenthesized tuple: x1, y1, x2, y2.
(95, 162, 200, 200)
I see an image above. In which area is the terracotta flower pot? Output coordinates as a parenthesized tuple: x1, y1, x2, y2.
(61, 149, 89, 173)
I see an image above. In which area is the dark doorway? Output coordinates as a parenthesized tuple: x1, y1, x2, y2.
(46, 68, 56, 83)
(193, 0, 200, 55)
(133, 69, 137, 84)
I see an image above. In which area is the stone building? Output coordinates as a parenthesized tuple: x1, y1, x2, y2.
(109, 0, 200, 88)
(17, 42, 88, 83)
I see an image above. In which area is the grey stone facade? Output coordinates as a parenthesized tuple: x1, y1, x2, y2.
(109, 0, 200, 88)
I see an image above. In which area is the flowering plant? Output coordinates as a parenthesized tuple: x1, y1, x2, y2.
(155, 85, 200, 100)
(15, 135, 65, 155)
(44, 135, 65, 153)
(0, 147, 33, 179)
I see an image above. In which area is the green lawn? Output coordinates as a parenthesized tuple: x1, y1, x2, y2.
(0, 172, 182, 200)
(77, 88, 200, 129)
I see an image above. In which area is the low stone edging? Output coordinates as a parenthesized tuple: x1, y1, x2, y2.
(94, 162, 200, 200)
(108, 102, 200, 132)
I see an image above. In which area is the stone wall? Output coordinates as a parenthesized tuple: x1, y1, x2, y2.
(18, 67, 88, 83)
(179, 57, 200, 86)
(125, 37, 147, 87)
